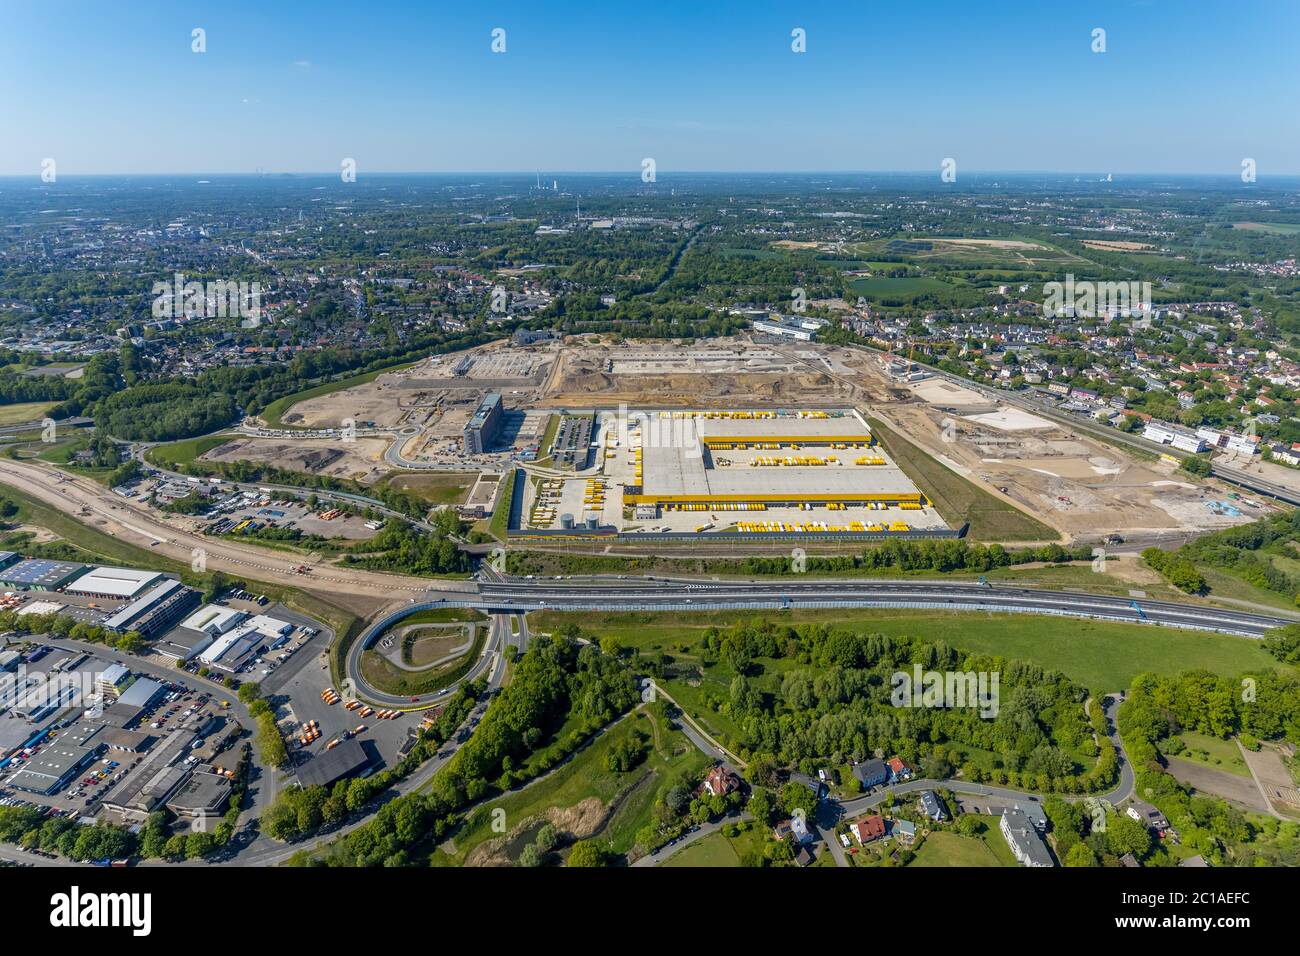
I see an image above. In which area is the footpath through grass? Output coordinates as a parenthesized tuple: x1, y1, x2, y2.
(431, 707, 709, 866)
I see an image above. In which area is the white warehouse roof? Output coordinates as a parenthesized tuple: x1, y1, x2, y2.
(181, 605, 247, 636)
(66, 566, 164, 599)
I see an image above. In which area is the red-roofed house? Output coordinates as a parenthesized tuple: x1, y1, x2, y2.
(887, 757, 911, 782)
(703, 765, 741, 797)
(850, 815, 886, 844)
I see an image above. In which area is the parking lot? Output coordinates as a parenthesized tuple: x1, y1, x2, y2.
(273, 643, 421, 772)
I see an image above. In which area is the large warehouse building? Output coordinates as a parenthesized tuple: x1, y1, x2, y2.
(0, 558, 88, 592)
(623, 410, 929, 511)
(66, 566, 166, 601)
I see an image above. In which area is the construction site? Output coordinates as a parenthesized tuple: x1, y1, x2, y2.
(876, 376, 1271, 540)
(223, 333, 1269, 544)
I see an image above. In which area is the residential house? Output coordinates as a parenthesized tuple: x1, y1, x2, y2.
(853, 758, 890, 791)
(891, 819, 917, 844)
(1125, 801, 1169, 833)
(999, 807, 1054, 868)
(774, 816, 815, 846)
(850, 815, 886, 844)
(919, 790, 947, 822)
(703, 765, 741, 797)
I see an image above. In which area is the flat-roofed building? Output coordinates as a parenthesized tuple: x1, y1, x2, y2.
(0, 558, 88, 592)
(165, 771, 232, 825)
(102, 579, 200, 637)
(196, 613, 292, 673)
(464, 392, 504, 454)
(5, 741, 101, 795)
(180, 604, 246, 636)
(95, 663, 133, 700)
(153, 626, 216, 663)
(296, 737, 374, 789)
(98, 728, 155, 753)
(117, 677, 165, 713)
(65, 566, 165, 601)
(626, 411, 927, 510)
(100, 727, 197, 820)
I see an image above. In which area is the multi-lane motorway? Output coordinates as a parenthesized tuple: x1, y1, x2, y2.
(340, 574, 1291, 707)
(471, 576, 1289, 638)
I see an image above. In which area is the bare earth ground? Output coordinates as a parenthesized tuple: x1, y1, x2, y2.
(872, 375, 1268, 541)
(203, 436, 393, 485)
(544, 336, 864, 408)
(1166, 756, 1269, 812)
(1239, 743, 1300, 816)
(233, 336, 1269, 543)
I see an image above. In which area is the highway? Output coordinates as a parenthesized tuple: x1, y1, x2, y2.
(472, 577, 1289, 638)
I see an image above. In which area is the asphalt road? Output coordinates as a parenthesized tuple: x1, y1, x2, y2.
(474, 577, 1289, 638)
(346, 609, 511, 709)
(0, 456, 473, 599)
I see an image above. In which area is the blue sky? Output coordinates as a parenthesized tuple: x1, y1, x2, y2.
(2, 0, 1297, 175)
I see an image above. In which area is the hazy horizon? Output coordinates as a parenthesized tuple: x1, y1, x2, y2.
(4, 0, 1298, 177)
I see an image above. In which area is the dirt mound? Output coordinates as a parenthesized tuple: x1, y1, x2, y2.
(463, 797, 611, 868)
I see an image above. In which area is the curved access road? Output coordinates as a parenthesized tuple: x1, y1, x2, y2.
(346, 607, 516, 709)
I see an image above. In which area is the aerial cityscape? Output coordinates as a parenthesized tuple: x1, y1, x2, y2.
(2, 0, 1297, 932)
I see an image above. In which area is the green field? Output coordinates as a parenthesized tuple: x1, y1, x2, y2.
(145, 433, 238, 468)
(846, 275, 955, 304)
(383, 472, 476, 507)
(850, 236, 1092, 271)
(531, 607, 1282, 698)
(909, 825, 1016, 867)
(1233, 221, 1300, 235)
(0, 401, 59, 426)
(488, 468, 516, 539)
(1167, 731, 1250, 777)
(358, 623, 486, 696)
(531, 413, 561, 466)
(869, 418, 1058, 542)
(662, 830, 742, 867)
